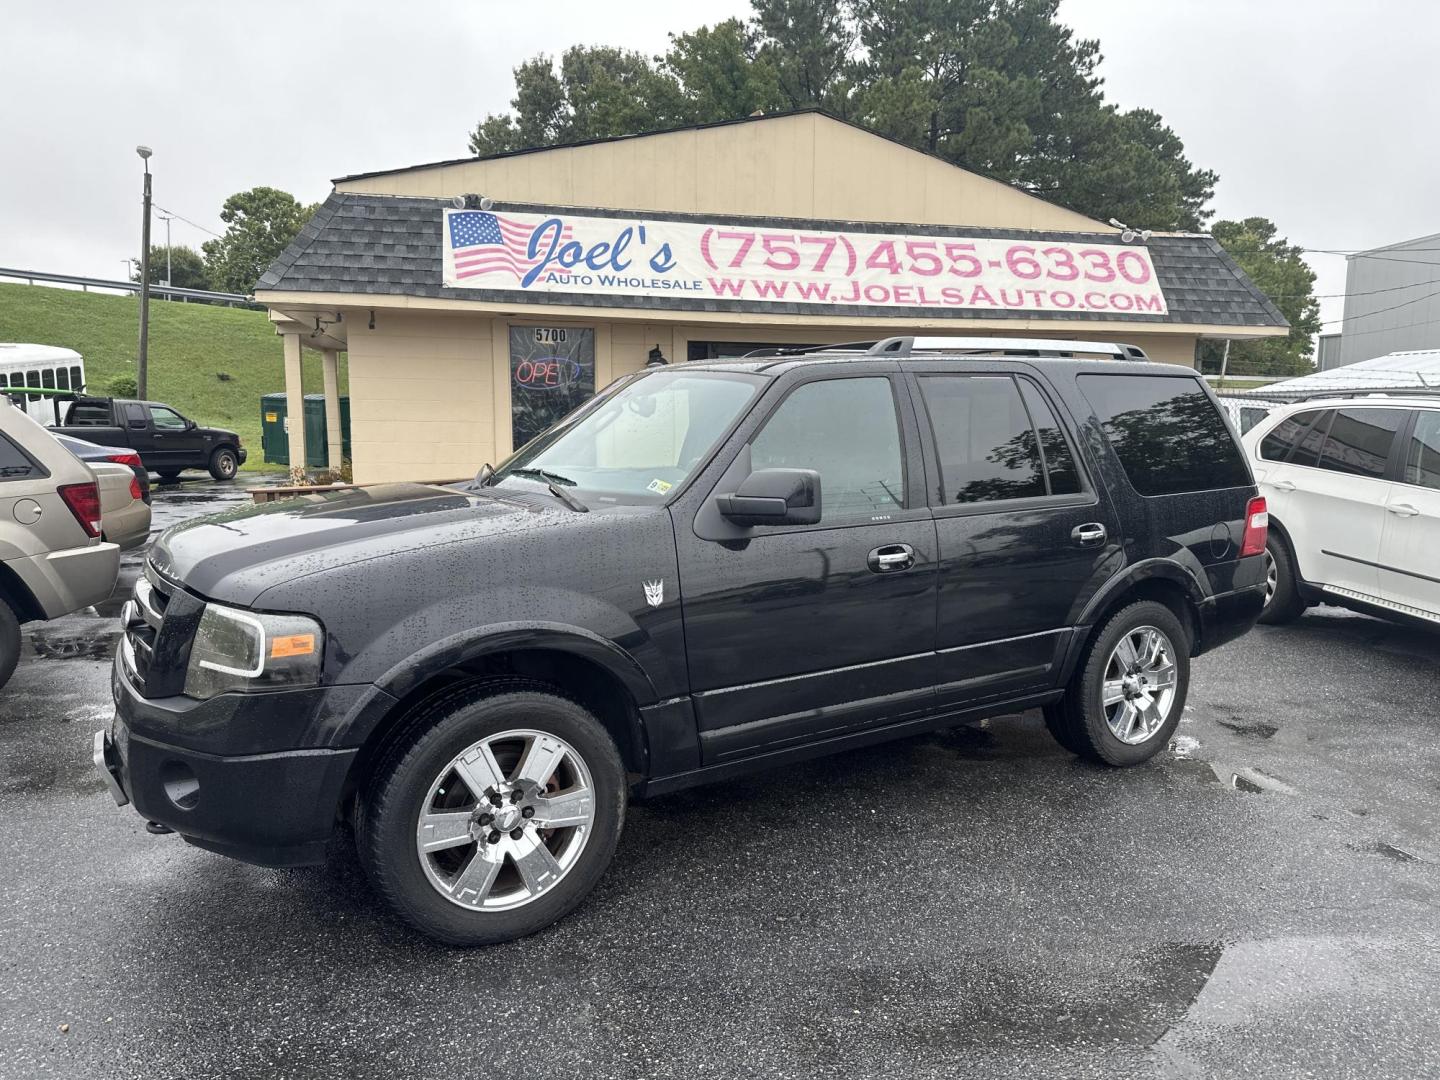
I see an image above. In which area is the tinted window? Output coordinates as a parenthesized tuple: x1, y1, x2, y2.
(125, 404, 147, 425)
(1017, 379, 1082, 496)
(149, 406, 187, 431)
(1406, 410, 1440, 490)
(1260, 409, 1325, 462)
(0, 434, 43, 481)
(752, 377, 904, 521)
(920, 375, 1066, 504)
(1079, 374, 1250, 495)
(69, 401, 112, 426)
(1316, 408, 1404, 479)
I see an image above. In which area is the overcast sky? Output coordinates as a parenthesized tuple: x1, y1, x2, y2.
(3, 0, 1437, 327)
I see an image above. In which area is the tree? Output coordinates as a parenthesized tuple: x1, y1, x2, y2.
(661, 19, 786, 123)
(468, 48, 686, 156)
(463, 0, 1218, 229)
(201, 187, 317, 295)
(131, 245, 209, 290)
(1206, 218, 1322, 377)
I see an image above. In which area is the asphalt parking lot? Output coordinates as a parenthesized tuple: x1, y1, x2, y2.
(1, 480, 1436, 1080)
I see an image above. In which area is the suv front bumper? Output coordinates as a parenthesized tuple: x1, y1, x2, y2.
(97, 660, 366, 868)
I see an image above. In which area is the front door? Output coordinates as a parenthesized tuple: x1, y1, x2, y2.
(1379, 409, 1440, 621)
(147, 404, 205, 469)
(676, 372, 937, 764)
(910, 369, 1121, 706)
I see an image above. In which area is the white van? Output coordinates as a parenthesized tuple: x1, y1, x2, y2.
(0, 344, 87, 423)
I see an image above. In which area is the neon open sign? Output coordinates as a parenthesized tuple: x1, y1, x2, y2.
(514, 356, 587, 390)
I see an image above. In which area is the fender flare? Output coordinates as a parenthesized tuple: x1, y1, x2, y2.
(372, 620, 661, 706)
(1077, 558, 1207, 629)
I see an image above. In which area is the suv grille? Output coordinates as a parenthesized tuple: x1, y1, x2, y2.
(121, 565, 171, 687)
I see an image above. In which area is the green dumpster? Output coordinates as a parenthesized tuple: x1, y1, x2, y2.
(261, 393, 351, 468)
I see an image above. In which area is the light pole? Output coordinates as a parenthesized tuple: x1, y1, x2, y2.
(135, 145, 153, 399)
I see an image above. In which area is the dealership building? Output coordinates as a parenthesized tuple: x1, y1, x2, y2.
(256, 110, 1288, 483)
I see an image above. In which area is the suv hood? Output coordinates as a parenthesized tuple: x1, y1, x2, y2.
(149, 482, 578, 606)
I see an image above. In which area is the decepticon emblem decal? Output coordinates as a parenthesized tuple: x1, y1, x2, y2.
(643, 579, 664, 607)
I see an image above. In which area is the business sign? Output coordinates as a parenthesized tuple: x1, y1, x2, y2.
(443, 208, 1167, 317)
(509, 326, 594, 449)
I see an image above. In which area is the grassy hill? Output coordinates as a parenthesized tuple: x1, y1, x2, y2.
(0, 283, 347, 470)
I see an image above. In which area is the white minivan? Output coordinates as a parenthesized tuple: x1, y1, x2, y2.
(1242, 396, 1440, 629)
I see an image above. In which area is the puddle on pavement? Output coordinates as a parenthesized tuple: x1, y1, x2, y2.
(1351, 841, 1420, 863)
(27, 626, 120, 662)
(1230, 767, 1297, 796)
(1217, 718, 1279, 739)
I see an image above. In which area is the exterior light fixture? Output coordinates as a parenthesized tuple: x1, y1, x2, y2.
(647, 345, 668, 367)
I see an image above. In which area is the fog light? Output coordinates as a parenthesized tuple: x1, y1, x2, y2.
(160, 760, 200, 810)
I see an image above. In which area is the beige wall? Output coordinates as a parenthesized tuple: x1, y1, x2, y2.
(337, 306, 1197, 484)
(337, 112, 1107, 233)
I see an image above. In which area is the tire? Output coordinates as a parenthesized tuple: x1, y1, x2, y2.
(0, 600, 19, 691)
(1041, 701, 1087, 755)
(357, 679, 626, 946)
(1050, 600, 1190, 767)
(1258, 535, 1307, 625)
(156, 471, 182, 483)
(208, 447, 239, 481)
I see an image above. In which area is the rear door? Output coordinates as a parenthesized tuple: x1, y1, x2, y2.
(1378, 408, 1440, 621)
(1275, 407, 1407, 600)
(908, 366, 1120, 706)
(676, 368, 938, 763)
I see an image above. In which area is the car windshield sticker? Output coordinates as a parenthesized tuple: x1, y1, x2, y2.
(646, 478, 673, 495)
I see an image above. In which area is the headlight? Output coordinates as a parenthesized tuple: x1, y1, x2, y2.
(183, 602, 324, 699)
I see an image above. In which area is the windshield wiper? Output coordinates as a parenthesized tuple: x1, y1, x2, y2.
(509, 467, 588, 512)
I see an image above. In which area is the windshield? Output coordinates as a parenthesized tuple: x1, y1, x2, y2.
(492, 368, 764, 505)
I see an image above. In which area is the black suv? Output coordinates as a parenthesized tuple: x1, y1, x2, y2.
(95, 336, 1269, 945)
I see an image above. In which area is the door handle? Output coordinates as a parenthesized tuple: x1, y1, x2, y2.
(1387, 503, 1420, 517)
(1268, 480, 1296, 492)
(868, 543, 915, 573)
(1071, 523, 1107, 547)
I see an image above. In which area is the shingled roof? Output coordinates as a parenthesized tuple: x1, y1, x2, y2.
(257, 192, 1288, 331)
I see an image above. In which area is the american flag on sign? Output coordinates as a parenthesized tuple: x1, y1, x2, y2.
(448, 211, 573, 281)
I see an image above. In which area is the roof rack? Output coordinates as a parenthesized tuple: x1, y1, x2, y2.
(739, 341, 879, 359)
(865, 336, 1150, 360)
(1259, 386, 1440, 403)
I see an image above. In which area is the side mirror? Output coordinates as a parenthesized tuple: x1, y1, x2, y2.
(184, 419, 197, 431)
(717, 468, 821, 527)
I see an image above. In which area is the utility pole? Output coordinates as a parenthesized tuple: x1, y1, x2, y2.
(135, 146, 153, 399)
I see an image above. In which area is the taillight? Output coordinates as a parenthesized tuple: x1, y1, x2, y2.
(1239, 496, 1268, 558)
(129, 475, 144, 501)
(58, 481, 102, 539)
(107, 452, 143, 469)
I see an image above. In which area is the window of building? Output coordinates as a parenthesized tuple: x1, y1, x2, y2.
(1403, 410, 1440, 491)
(1079, 374, 1250, 495)
(751, 377, 904, 521)
(1316, 408, 1405, 479)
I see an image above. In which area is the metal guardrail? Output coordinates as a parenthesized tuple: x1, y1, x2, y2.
(0, 266, 255, 307)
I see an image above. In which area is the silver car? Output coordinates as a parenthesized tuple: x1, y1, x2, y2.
(0, 403, 121, 688)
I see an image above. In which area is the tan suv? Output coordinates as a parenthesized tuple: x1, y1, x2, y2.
(0, 404, 121, 687)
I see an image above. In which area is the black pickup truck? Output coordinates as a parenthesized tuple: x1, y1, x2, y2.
(50, 397, 246, 481)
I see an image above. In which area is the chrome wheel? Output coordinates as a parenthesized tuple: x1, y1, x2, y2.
(415, 729, 595, 912)
(1263, 549, 1278, 608)
(1101, 626, 1179, 745)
